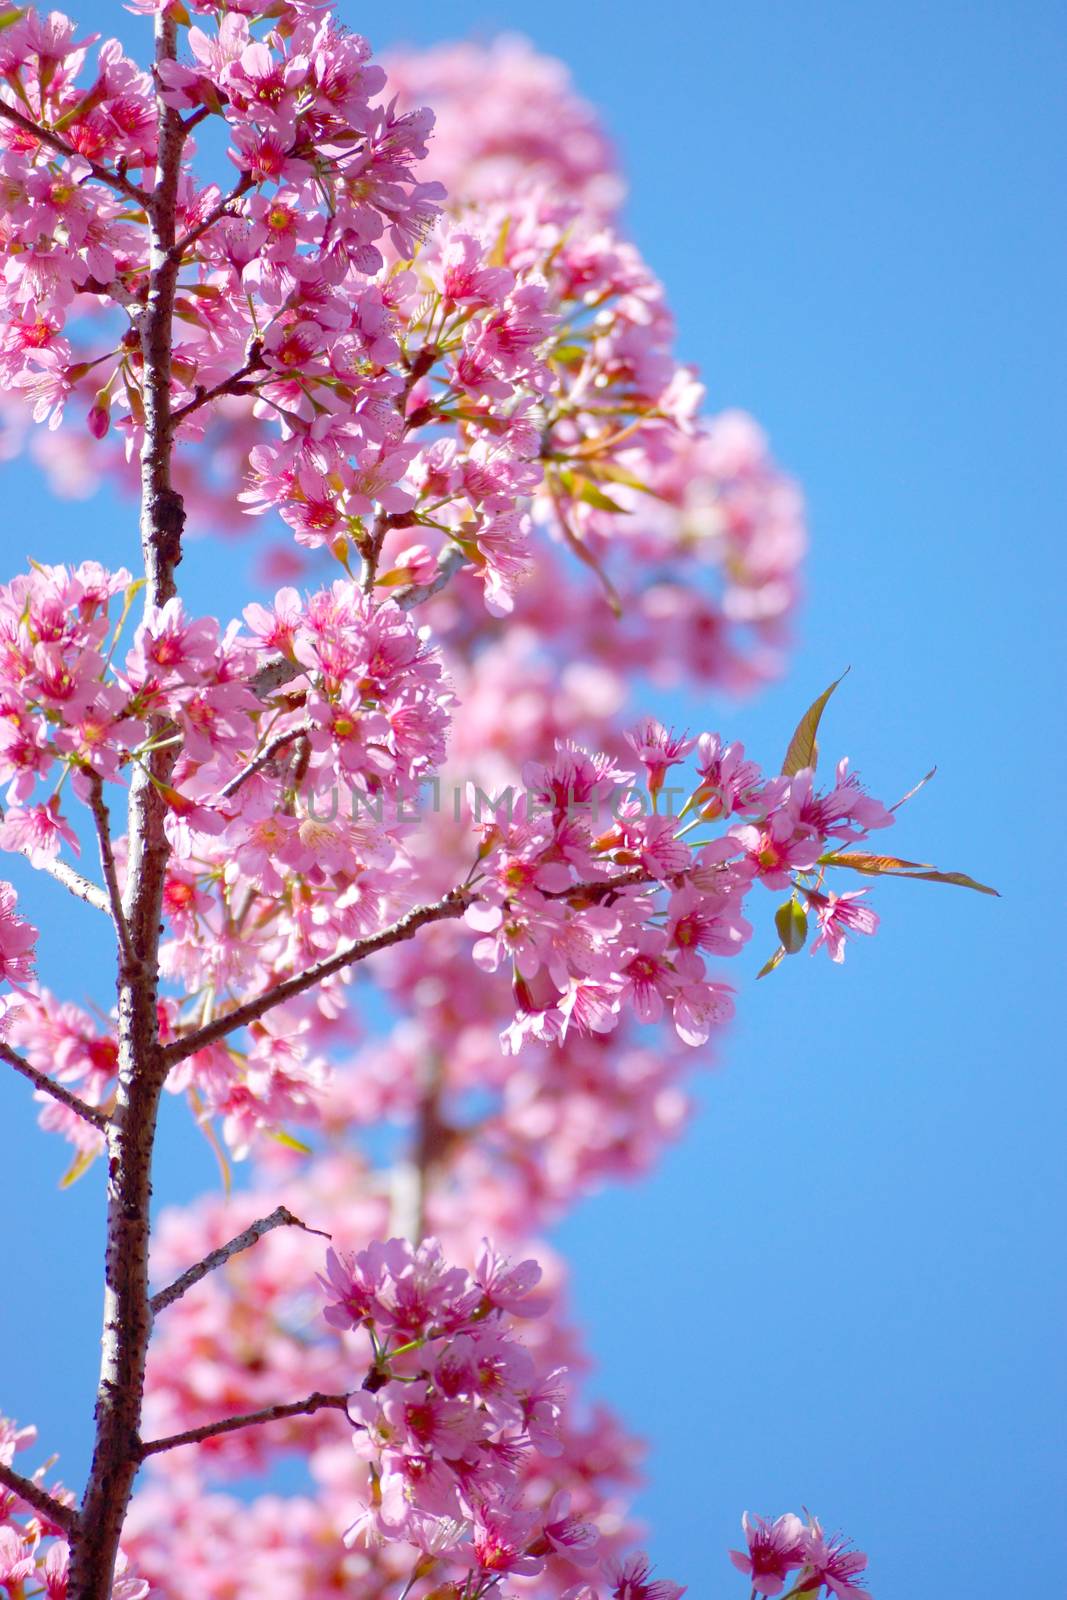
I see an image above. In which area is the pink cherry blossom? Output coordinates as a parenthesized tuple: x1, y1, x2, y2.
(808, 889, 880, 963)
(728, 1511, 806, 1596)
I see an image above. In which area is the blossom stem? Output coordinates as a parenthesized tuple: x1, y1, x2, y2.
(149, 1205, 331, 1316)
(215, 724, 309, 802)
(137, 1391, 351, 1457)
(0, 1459, 75, 1531)
(0, 1040, 108, 1130)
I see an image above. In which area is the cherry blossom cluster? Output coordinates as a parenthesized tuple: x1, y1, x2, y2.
(0, 545, 900, 1172)
(131, 1185, 668, 1600)
(463, 723, 892, 1053)
(133, 1094, 659, 1595)
(0, 560, 446, 837)
(730, 1511, 870, 1599)
(3, 989, 114, 1152)
(381, 36, 626, 218)
(0, 4, 440, 440)
(0, 1415, 147, 1600)
(328, 922, 696, 1231)
(323, 1236, 684, 1599)
(1, 9, 805, 698)
(0, 559, 454, 1154)
(377, 41, 805, 685)
(0, 881, 36, 992)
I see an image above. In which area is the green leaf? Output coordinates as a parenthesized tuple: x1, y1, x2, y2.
(575, 479, 627, 514)
(891, 867, 1000, 896)
(549, 477, 623, 617)
(598, 460, 654, 493)
(756, 944, 788, 979)
(558, 468, 628, 515)
(820, 850, 935, 873)
(0, 9, 26, 30)
(781, 669, 850, 777)
(775, 896, 809, 954)
(60, 1147, 98, 1189)
(271, 1128, 313, 1155)
(488, 214, 511, 268)
(823, 851, 999, 896)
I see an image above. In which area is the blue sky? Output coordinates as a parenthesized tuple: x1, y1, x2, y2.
(1, 2, 1064, 1595)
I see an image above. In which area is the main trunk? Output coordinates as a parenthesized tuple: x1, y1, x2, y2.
(68, 15, 185, 1595)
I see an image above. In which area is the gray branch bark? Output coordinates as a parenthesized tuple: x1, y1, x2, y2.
(149, 1205, 330, 1316)
(138, 1391, 351, 1458)
(0, 1040, 108, 1131)
(0, 1459, 75, 1530)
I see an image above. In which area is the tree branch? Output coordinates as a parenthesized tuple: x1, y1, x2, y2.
(249, 654, 304, 701)
(395, 544, 468, 611)
(33, 854, 111, 916)
(138, 1390, 351, 1457)
(0, 1459, 76, 1531)
(0, 1040, 109, 1131)
(172, 342, 264, 425)
(164, 885, 473, 1065)
(168, 171, 254, 264)
(549, 866, 653, 901)
(0, 101, 148, 203)
(215, 724, 308, 802)
(86, 775, 134, 964)
(150, 1205, 330, 1316)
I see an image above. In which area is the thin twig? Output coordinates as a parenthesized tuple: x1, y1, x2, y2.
(547, 866, 653, 901)
(0, 1459, 76, 1530)
(172, 343, 263, 425)
(150, 1204, 330, 1315)
(138, 1390, 351, 1457)
(215, 724, 308, 802)
(244, 550, 465, 702)
(164, 885, 473, 1065)
(86, 775, 134, 964)
(33, 854, 111, 916)
(168, 171, 254, 263)
(0, 101, 148, 203)
(78, 274, 141, 310)
(0, 1040, 109, 1131)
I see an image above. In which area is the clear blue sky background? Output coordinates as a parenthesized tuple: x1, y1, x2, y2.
(1, 2, 1064, 1595)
